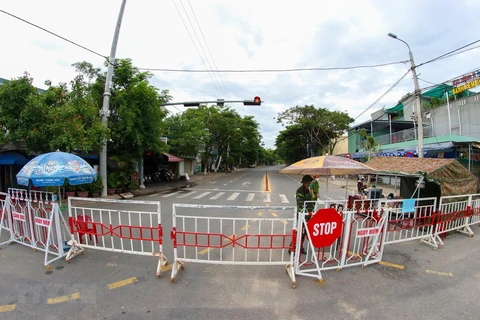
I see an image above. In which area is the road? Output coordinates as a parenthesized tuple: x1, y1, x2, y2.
(1, 165, 479, 319)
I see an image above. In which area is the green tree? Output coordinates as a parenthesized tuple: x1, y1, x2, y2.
(275, 124, 309, 164)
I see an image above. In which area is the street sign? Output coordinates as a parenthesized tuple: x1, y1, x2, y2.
(307, 208, 343, 248)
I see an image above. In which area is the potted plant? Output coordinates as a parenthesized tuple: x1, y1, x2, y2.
(107, 172, 119, 195)
(76, 184, 89, 197)
(89, 175, 103, 197)
(65, 179, 76, 198)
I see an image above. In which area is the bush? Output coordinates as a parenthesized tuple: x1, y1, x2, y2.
(89, 175, 103, 194)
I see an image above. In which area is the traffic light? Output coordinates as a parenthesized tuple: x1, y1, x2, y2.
(243, 96, 262, 106)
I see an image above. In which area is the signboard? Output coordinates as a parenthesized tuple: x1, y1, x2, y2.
(452, 70, 480, 95)
(402, 199, 416, 213)
(307, 208, 343, 248)
(356, 227, 380, 238)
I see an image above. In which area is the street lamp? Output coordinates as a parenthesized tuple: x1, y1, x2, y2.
(388, 32, 424, 158)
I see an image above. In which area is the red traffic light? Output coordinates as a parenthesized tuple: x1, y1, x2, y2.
(244, 96, 262, 106)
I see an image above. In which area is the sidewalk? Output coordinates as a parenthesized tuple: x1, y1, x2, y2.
(107, 171, 235, 199)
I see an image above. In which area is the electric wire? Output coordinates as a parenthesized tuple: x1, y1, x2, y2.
(186, 0, 232, 100)
(171, 0, 224, 99)
(0, 9, 108, 62)
(417, 39, 480, 68)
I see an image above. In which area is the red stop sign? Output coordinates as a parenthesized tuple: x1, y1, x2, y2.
(307, 208, 343, 248)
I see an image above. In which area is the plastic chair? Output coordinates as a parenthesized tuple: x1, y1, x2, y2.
(75, 215, 98, 244)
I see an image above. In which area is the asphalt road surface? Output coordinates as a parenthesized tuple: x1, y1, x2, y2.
(1, 166, 479, 319)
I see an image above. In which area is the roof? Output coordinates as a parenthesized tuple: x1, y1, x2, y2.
(379, 134, 479, 152)
(365, 157, 478, 196)
(0, 151, 28, 165)
(421, 84, 453, 99)
(163, 153, 184, 162)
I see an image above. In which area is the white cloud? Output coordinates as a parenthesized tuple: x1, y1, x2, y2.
(2, 0, 480, 149)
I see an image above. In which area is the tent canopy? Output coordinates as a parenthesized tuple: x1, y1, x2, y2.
(0, 151, 29, 165)
(365, 157, 478, 197)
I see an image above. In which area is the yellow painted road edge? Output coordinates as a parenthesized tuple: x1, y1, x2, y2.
(426, 270, 453, 276)
(0, 304, 16, 312)
(47, 292, 80, 304)
(107, 277, 138, 290)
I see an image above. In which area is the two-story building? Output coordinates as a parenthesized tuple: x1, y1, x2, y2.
(347, 70, 480, 177)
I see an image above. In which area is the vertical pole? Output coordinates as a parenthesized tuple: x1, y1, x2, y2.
(446, 91, 452, 135)
(99, 0, 128, 196)
(409, 50, 424, 158)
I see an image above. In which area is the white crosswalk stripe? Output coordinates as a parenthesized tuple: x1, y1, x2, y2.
(227, 192, 239, 201)
(162, 191, 181, 198)
(210, 192, 225, 200)
(264, 194, 271, 202)
(279, 194, 289, 203)
(245, 193, 255, 201)
(193, 191, 211, 199)
(177, 191, 196, 198)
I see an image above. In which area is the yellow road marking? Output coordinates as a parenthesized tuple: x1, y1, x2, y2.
(241, 225, 250, 231)
(379, 261, 404, 270)
(426, 270, 453, 277)
(47, 293, 80, 304)
(107, 277, 138, 290)
(0, 304, 16, 312)
(251, 219, 258, 223)
(280, 219, 287, 224)
(198, 248, 214, 255)
(258, 212, 263, 216)
(271, 212, 278, 217)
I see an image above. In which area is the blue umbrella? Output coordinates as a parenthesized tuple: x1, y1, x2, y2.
(16, 151, 97, 187)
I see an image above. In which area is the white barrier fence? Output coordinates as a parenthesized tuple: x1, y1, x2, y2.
(170, 204, 297, 287)
(65, 197, 167, 277)
(294, 207, 387, 282)
(0, 192, 8, 232)
(435, 193, 480, 247)
(0, 188, 69, 268)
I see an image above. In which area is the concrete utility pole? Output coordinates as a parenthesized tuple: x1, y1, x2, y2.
(100, 0, 128, 196)
(388, 33, 424, 158)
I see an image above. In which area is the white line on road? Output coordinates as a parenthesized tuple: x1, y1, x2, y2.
(264, 194, 271, 202)
(246, 193, 255, 201)
(193, 192, 211, 199)
(227, 193, 239, 201)
(161, 191, 182, 198)
(210, 192, 225, 200)
(279, 194, 289, 203)
(177, 191, 196, 198)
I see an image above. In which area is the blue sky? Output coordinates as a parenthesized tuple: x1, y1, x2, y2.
(1, 0, 480, 149)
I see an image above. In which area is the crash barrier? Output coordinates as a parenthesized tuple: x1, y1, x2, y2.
(435, 193, 480, 247)
(294, 206, 387, 283)
(0, 192, 7, 232)
(0, 188, 69, 268)
(65, 197, 167, 277)
(170, 204, 297, 287)
(379, 197, 438, 248)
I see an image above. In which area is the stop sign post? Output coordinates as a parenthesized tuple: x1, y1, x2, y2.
(307, 208, 343, 248)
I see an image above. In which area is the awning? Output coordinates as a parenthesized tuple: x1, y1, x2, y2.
(163, 153, 184, 162)
(0, 151, 29, 165)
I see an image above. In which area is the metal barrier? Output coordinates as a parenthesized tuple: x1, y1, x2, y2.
(0, 188, 69, 268)
(380, 197, 438, 248)
(435, 194, 480, 247)
(65, 197, 167, 278)
(170, 204, 297, 287)
(0, 192, 7, 232)
(294, 207, 387, 282)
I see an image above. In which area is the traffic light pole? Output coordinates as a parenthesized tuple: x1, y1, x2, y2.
(161, 97, 262, 107)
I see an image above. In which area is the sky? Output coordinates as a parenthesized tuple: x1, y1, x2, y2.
(1, 0, 480, 149)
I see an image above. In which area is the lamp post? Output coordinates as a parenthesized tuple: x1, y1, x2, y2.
(388, 32, 424, 158)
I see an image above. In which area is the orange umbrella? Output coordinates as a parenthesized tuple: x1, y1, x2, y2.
(278, 155, 376, 176)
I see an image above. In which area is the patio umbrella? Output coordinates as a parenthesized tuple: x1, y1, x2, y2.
(279, 155, 377, 200)
(16, 151, 97, 204)
(16, 151, 97, 187)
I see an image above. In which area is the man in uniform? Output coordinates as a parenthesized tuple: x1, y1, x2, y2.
(289, 175, 315, 254)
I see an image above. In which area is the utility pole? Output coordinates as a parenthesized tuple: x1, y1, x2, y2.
(388, 33, 424, 158)
(99, 0, 128, 196)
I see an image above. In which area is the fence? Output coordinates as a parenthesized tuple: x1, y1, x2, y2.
(0, 192, 7, 232)
(0, 188, 69, 268)
(65, 197, 167, 277)
(170, 204, 297, 287)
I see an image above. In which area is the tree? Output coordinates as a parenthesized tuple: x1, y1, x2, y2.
(275, 124, 309, 164)
(276, 105, 353, 156)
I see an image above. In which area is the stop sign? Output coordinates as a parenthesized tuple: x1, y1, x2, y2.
(307, 208, 343, 248)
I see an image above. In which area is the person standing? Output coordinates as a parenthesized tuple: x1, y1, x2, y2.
(309, 175, 320, 201)
(289, 175, 315, 254)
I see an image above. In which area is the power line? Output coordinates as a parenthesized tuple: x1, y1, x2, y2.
(0, 9, 108, 61)
(417, 39, 480, 67)
(171, 0, 224, 98)
(138, 60, 409, 73)
(354, 69, 411, 121)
